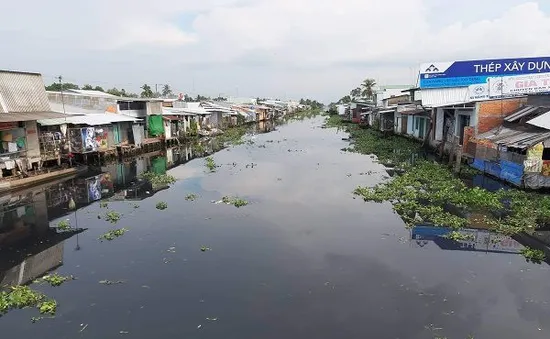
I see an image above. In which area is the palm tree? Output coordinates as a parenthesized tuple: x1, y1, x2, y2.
(360, 78, 377, 100)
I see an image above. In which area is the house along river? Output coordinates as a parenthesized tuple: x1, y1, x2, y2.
(1, 116, 550, 339)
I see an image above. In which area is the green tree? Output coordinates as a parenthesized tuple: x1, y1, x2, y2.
(360, 78, 377, 100)
(350, 87, 361, 99)
(82, 84, 93, 90)
(140, 84, 154, 98)
(161, 84, 173, 98)
(94, 86, 105, 92)
(45, 82, 79, 91)
(338, 95, 352, 104)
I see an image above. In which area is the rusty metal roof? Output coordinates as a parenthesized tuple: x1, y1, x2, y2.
(0, 111, 70, 122)
(0, 71, 51, 113)
(476, 126, 550, 149)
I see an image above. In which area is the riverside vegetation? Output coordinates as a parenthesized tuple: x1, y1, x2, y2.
(327, 115, 550, 258)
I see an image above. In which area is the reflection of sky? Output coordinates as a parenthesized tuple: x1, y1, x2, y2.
(3, 117, 550, 338)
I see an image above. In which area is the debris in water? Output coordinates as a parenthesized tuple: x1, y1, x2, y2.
(99, 280, 125, 285)
(119, 330, 130, 334)
(200, 246, 212, 252)
(100, 201, 109, 208)
(206, 317, 218, 321)
(167, 247, 176, 253)
(80, 324, 89, 332)
(197, 325, 202, 329)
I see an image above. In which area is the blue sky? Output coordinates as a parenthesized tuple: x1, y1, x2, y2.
(2, 0, 550, 102)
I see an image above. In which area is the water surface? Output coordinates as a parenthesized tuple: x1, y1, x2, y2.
(1, 117, 550, 339)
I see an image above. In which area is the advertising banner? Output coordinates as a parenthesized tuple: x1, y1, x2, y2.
(420, 57, 550, 89)
(488, 72, 550, 97)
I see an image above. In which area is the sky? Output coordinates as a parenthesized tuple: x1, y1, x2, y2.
(1, 0, 550, 102)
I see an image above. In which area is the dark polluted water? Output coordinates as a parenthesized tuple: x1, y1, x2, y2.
(2, 117, 550, 339)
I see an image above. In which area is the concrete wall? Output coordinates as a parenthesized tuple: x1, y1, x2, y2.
(475, 98, 526, 134)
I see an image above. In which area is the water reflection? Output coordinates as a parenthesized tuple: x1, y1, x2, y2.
(0, 186, 85, 285)
(411, 225, 524, 254)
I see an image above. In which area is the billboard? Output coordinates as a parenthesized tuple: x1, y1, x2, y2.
(419, 57, 550, 96)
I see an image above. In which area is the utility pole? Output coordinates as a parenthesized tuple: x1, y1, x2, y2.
(58, 75, 66, 116)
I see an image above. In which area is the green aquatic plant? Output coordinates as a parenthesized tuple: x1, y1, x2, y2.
(520, 247, 546, 263)
(99, 228, 129, 241)
(38, 300, 57, 315)
(205, 157, 217, 172)
(139, 172, 176, 187)
(221, 196, 249, 208)
(185, 194, 198, 201)
(39, 273, 74, 287)
(156, 201, 168, 210)
(444, 231, 475, 242)
(56, 219, 71, 231)
(100, 201, 109, 208)
(0, 286, 58, 319)
(105, 211, 121, 224)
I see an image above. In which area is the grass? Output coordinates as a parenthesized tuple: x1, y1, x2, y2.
(0, 286, 57, 318)
(205, 157, 217, 172)
(221, 196, 249, 208)
(99, 228, 129, 241)
(520, 247, 546, 263)
(156, 201, 168, 210)
(330, 116, 550, 237)
(105, 211, 121, 224)
(185, 194, 198, 201)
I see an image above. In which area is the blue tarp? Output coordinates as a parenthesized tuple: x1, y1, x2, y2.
(500, 160, 524, 187)
(470, 158, 523, 187)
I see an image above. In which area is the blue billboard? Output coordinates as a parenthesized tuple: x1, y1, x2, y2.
(419, 57, 550, 89)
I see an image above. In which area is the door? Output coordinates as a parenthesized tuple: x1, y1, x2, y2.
(458, 114, 471, 145)
(401, 116, 408, 134)
(418, 117, 425, 139)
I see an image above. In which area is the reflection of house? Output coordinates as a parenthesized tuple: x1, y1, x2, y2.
(0, 70, 68, 178)
(410, 225, 524, 254)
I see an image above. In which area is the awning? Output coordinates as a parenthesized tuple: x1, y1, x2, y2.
(0, 111, 70, 123)
(38, 113, 141, 126)
(400, 109, 428, 115)
(163, 115, 181, 121)
(378, 109, 395, 114)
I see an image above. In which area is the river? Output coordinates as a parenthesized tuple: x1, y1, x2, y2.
(1, 116, 550, 339)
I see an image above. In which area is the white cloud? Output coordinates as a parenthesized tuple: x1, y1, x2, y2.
(1, 1, 550, 101)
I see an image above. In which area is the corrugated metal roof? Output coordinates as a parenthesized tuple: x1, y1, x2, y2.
(0, 71, 51, 113)
(476, 126, 550, 149)
(0, 111, 70, 122)
(65, 89, 118, 98)
(37, 113, 141, 126)
(526, 111, 550, 130)
(504, 105, 546, 122)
